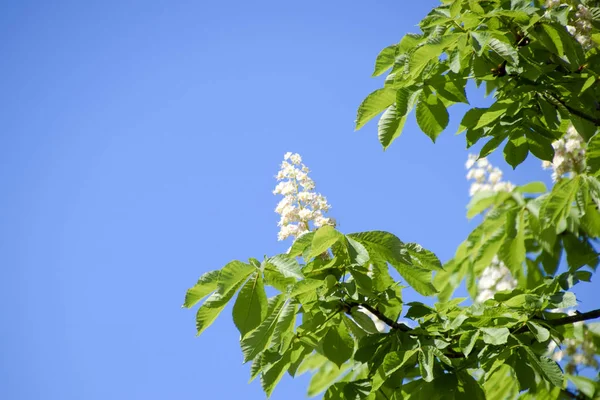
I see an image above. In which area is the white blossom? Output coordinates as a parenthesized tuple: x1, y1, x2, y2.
(542, 125, 586, 181)
(274, 153, 335, 241)
(476, 257, 517, 303)
(466, 155, 514, 197)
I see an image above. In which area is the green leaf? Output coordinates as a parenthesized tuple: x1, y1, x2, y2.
(271, 301, 297, 347)
(416, 92, 449, 142)
(405, 243, 443, 271)
(196, 279, 246, 336)
(356, 88, 397, 130)
(348, 231, 411, 265)
(373, 45, 397, 77)
(457, 108, 485, 134)
(307, 362, 349, 397)
(218, 260, 256, 294)
(418, 347, 435, 382)
(473, 102, 511, 130)
(261, 355, 291, 397)
(519, 343, 564, 387)
(233, 273, 268, 338)
(586, 133, 600, 174)
(504, 135, 528, 168)
(498, 209, 526, 273)
(526, 131, 554, 162)
(240, 295, 286, 362)
(183, 269, 220, 308)
(567, 375, 596, 398)
(393, 263, 437, 296)
(267, 254, 304, 280)
(378, 104, 407, 149)
(526, 321, 550, 343)
(540, 177, 580, 229)
(372, 350, 418, 390)
(290, 279, 325, 298)
(515, 182, 547, 194)
(459, 330, 480, 357)
(350, 308, 379, 334)
(322, 325, 354, 368)
(428, 74, 468, 104)
(488, 37, 518, 64)
(310, 226, 342, 258)
(288, 232, 315, 257)
(481, 327, 510, 345)
(343, 380, 371, 400)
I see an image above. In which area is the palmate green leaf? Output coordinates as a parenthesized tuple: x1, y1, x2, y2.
(526, 321, 550, 343)
(267, 254, 304, 280)
(539, 176, 580, 230)
(526, 130, 554, 162)
(310, 226, 343, 258)
(322, 324, 354, 368)
(515, 181, 547, 194)
(196, 278, 246, 336)
(308, 362, 351, 397)
(346, 236, 370, 266)
(519, 343, 564, 388)
(393, 263, 437, 296)
(218, 260, 257, 294)
(459, 330, 480, 357)
(498, 209, 526, 273)
(288, 231, 315, 257)
(350, 308, 379, 334)
(373, 44, 397, 77)
(416, 91, 449, 142)
(405, 243, 443, 271)
(488, 36, 518, 65)
(473, 101, 512, 130)
(457, 107, 485, 135)
(348, 231, 412, 265)
(290, 278, 325, 298)
(504, 135, 528, 168)
(271, 301, 297, 348)
(567, 375, 597, 399)
(378, 104, 407, 149)
(241, 295, 286, 363)
(466, 191, 511, 219)
(428, 74, 468, 104)
(481, 327, 510, 345)
(586, 133, 600, 174)
(371, 349, 418, 390)
(355, 88, 397, 130)
(342, 380, 371, 400)
(183, 269, 220, 308)
(260, 349, 292, 398)
(233, 272, 268, 339)
(418, 347, 435, 382)
(483, 364, 519, 400)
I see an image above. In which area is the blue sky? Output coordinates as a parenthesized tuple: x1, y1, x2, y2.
(1, 1, 598, 399)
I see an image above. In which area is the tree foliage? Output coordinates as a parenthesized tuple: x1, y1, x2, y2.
(185, 1, 600, 398)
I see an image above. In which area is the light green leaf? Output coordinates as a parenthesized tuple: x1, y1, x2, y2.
(488, 37, 518, 64)
(310, 226, 342, 258)
(356, 88, 397, 130)
(539, 177, 580, 229)
(322, 325, 354, 368)
(515, 182, 547, 194)
(586, 133, 600, 174)
(288, 232, 315, 257)
(567, 375, 596, 398)
(459, 330, 480, 357)
(348, 231, 411, 265)
(218, 260, 256, 294)
(307, 362, 349, 397)
(416, 92, 449, 142)
(372, 350, 418, 390)
(240, 295, 286, 362)
(290, 279, 325, 298)
(378, 104, 407, 149)
(196, 279, 246, 336)
(350, 308, 379, 334)
(473, 102, 511, 130)
(271, 301, 297, 347)
(481, 327, 510, 345)
(260, 350, 292, 397)
(393, 263, 437, 296)
(233, 273, 268, 338)
(373, 44, 397, 77)
(183, 269, 220, 308)
(267, 254, 304, 280)
(418, 347, 435, 382)
(405, 243, 442, 271)
(526, 321, 550, 343)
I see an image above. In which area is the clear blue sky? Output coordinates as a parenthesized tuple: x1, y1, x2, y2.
(1, 1, 597, 399)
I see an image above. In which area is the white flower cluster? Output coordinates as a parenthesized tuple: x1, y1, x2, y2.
(466, 155, 515, 197)
(547, 314, 599, 374)
(273, 152, 335, 241)
(541, 125, 586, 181)
(546, 1, 594, 48)
(476, 256, 518, 303)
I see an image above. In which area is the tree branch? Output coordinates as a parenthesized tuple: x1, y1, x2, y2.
(343, 301, 411, 332)
(543, 92, 600, 126)
(545, 308, 600, 327)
